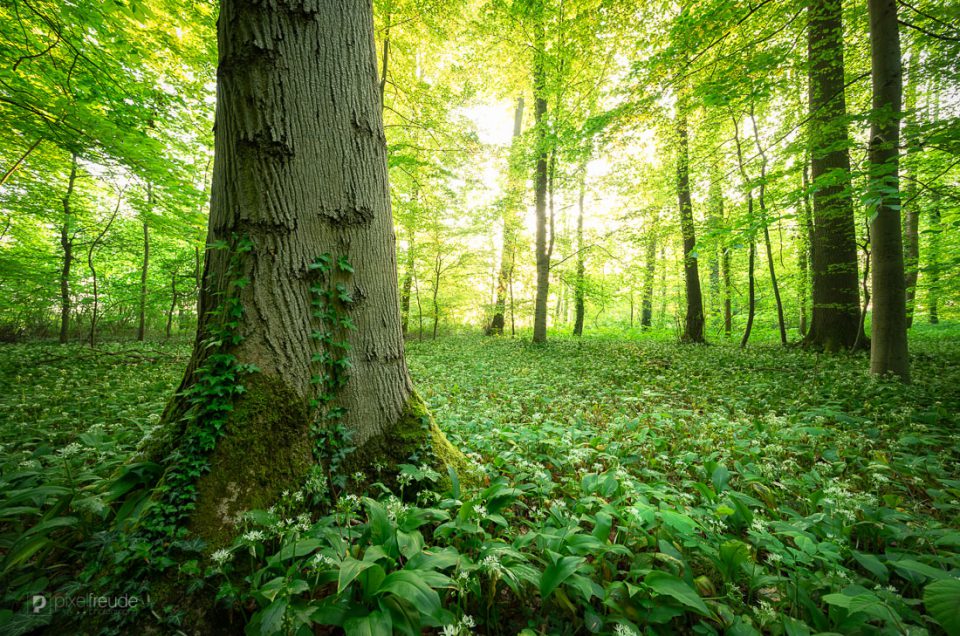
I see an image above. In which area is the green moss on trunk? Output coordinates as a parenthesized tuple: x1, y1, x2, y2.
(188, 375, 313, 547)
(342, 391, 475, 493)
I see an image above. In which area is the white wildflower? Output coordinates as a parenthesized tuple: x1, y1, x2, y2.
(211, 548, 232, 565)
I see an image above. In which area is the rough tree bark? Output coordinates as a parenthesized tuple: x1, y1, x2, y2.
(488, 97, 524, 335)
(150, 0, 464, 546)
(804, 0, 865, 351)
(59, 153, 78, 344)
(676, 105, 705, 343)
(868, 0, 910, 381)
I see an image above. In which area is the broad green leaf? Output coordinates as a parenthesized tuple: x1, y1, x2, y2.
(644, 571, 711, 617)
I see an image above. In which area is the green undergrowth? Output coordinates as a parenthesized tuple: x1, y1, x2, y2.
(0, 325, 959, 635)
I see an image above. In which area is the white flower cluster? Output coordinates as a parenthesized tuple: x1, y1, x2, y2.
(441, 614, 476, 635)
(481, 554, 503, 575)
(211, 548, 233, 565)
(57, 442, 85, 458)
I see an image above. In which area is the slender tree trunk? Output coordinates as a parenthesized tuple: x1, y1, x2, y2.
(87, 188, 122, 347)
(750, 110, 787, 344)
(166, 272, 178, 339)
(708, 172, 723, 320)
(854, 230, 871, 351)
(676, 109, 705, 343)
(573, 169, 586, 336)
(150, 0, 463, 547)
(137, 187, 151, 342)
(928, 194, 941, 324)
(722, 246, 732, 336)
(59, 153, 78, 344)
(489, 98, 524, 335)
(733, 116, 756, 348)
(641, 230, 656, 328)
(741, 240, 756, 349)
(657, 244, 667, 327)
(805, 0, 865, 350)
(798, 162, 813, 335)
(868, 0, 909, 382)
(400, 228, 414, 336)
(532, 21, 550, 344)
(431, 251, 441, 340)
(902, 48, 920, 328)
(508, 246, 516, 336)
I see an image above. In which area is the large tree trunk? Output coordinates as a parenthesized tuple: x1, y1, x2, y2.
(59, 153, 78, 344)
(150, 0, 463, 547)
(573, 169, 586, 336)
(676, 109, 705, 343)
(137, 187, 151, 342)
(868, 0, 909, 382)
(488, 97, 524, 335)
(532, 22, 550, 344)
(805, 0, 865, 351)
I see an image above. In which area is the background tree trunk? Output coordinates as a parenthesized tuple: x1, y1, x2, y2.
(489, 97, 524, 335)
(400, 227, 414, 336)
(928, 194, 941, 324)
(676, 109, 705, 343)
(137, 186, 151, 342)
(641, 230, 656, 328)
(902, 48, 920, 328)
(153, 0, 462, 546)
(59, 153, 78, 344)
(868, 0, 909, 382)
(805, 0, 865, 351)
(573, 169, 586, 336)
(532, 19, 550, 344)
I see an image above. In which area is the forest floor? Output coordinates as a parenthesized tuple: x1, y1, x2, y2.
(1, 326, 959, 634)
